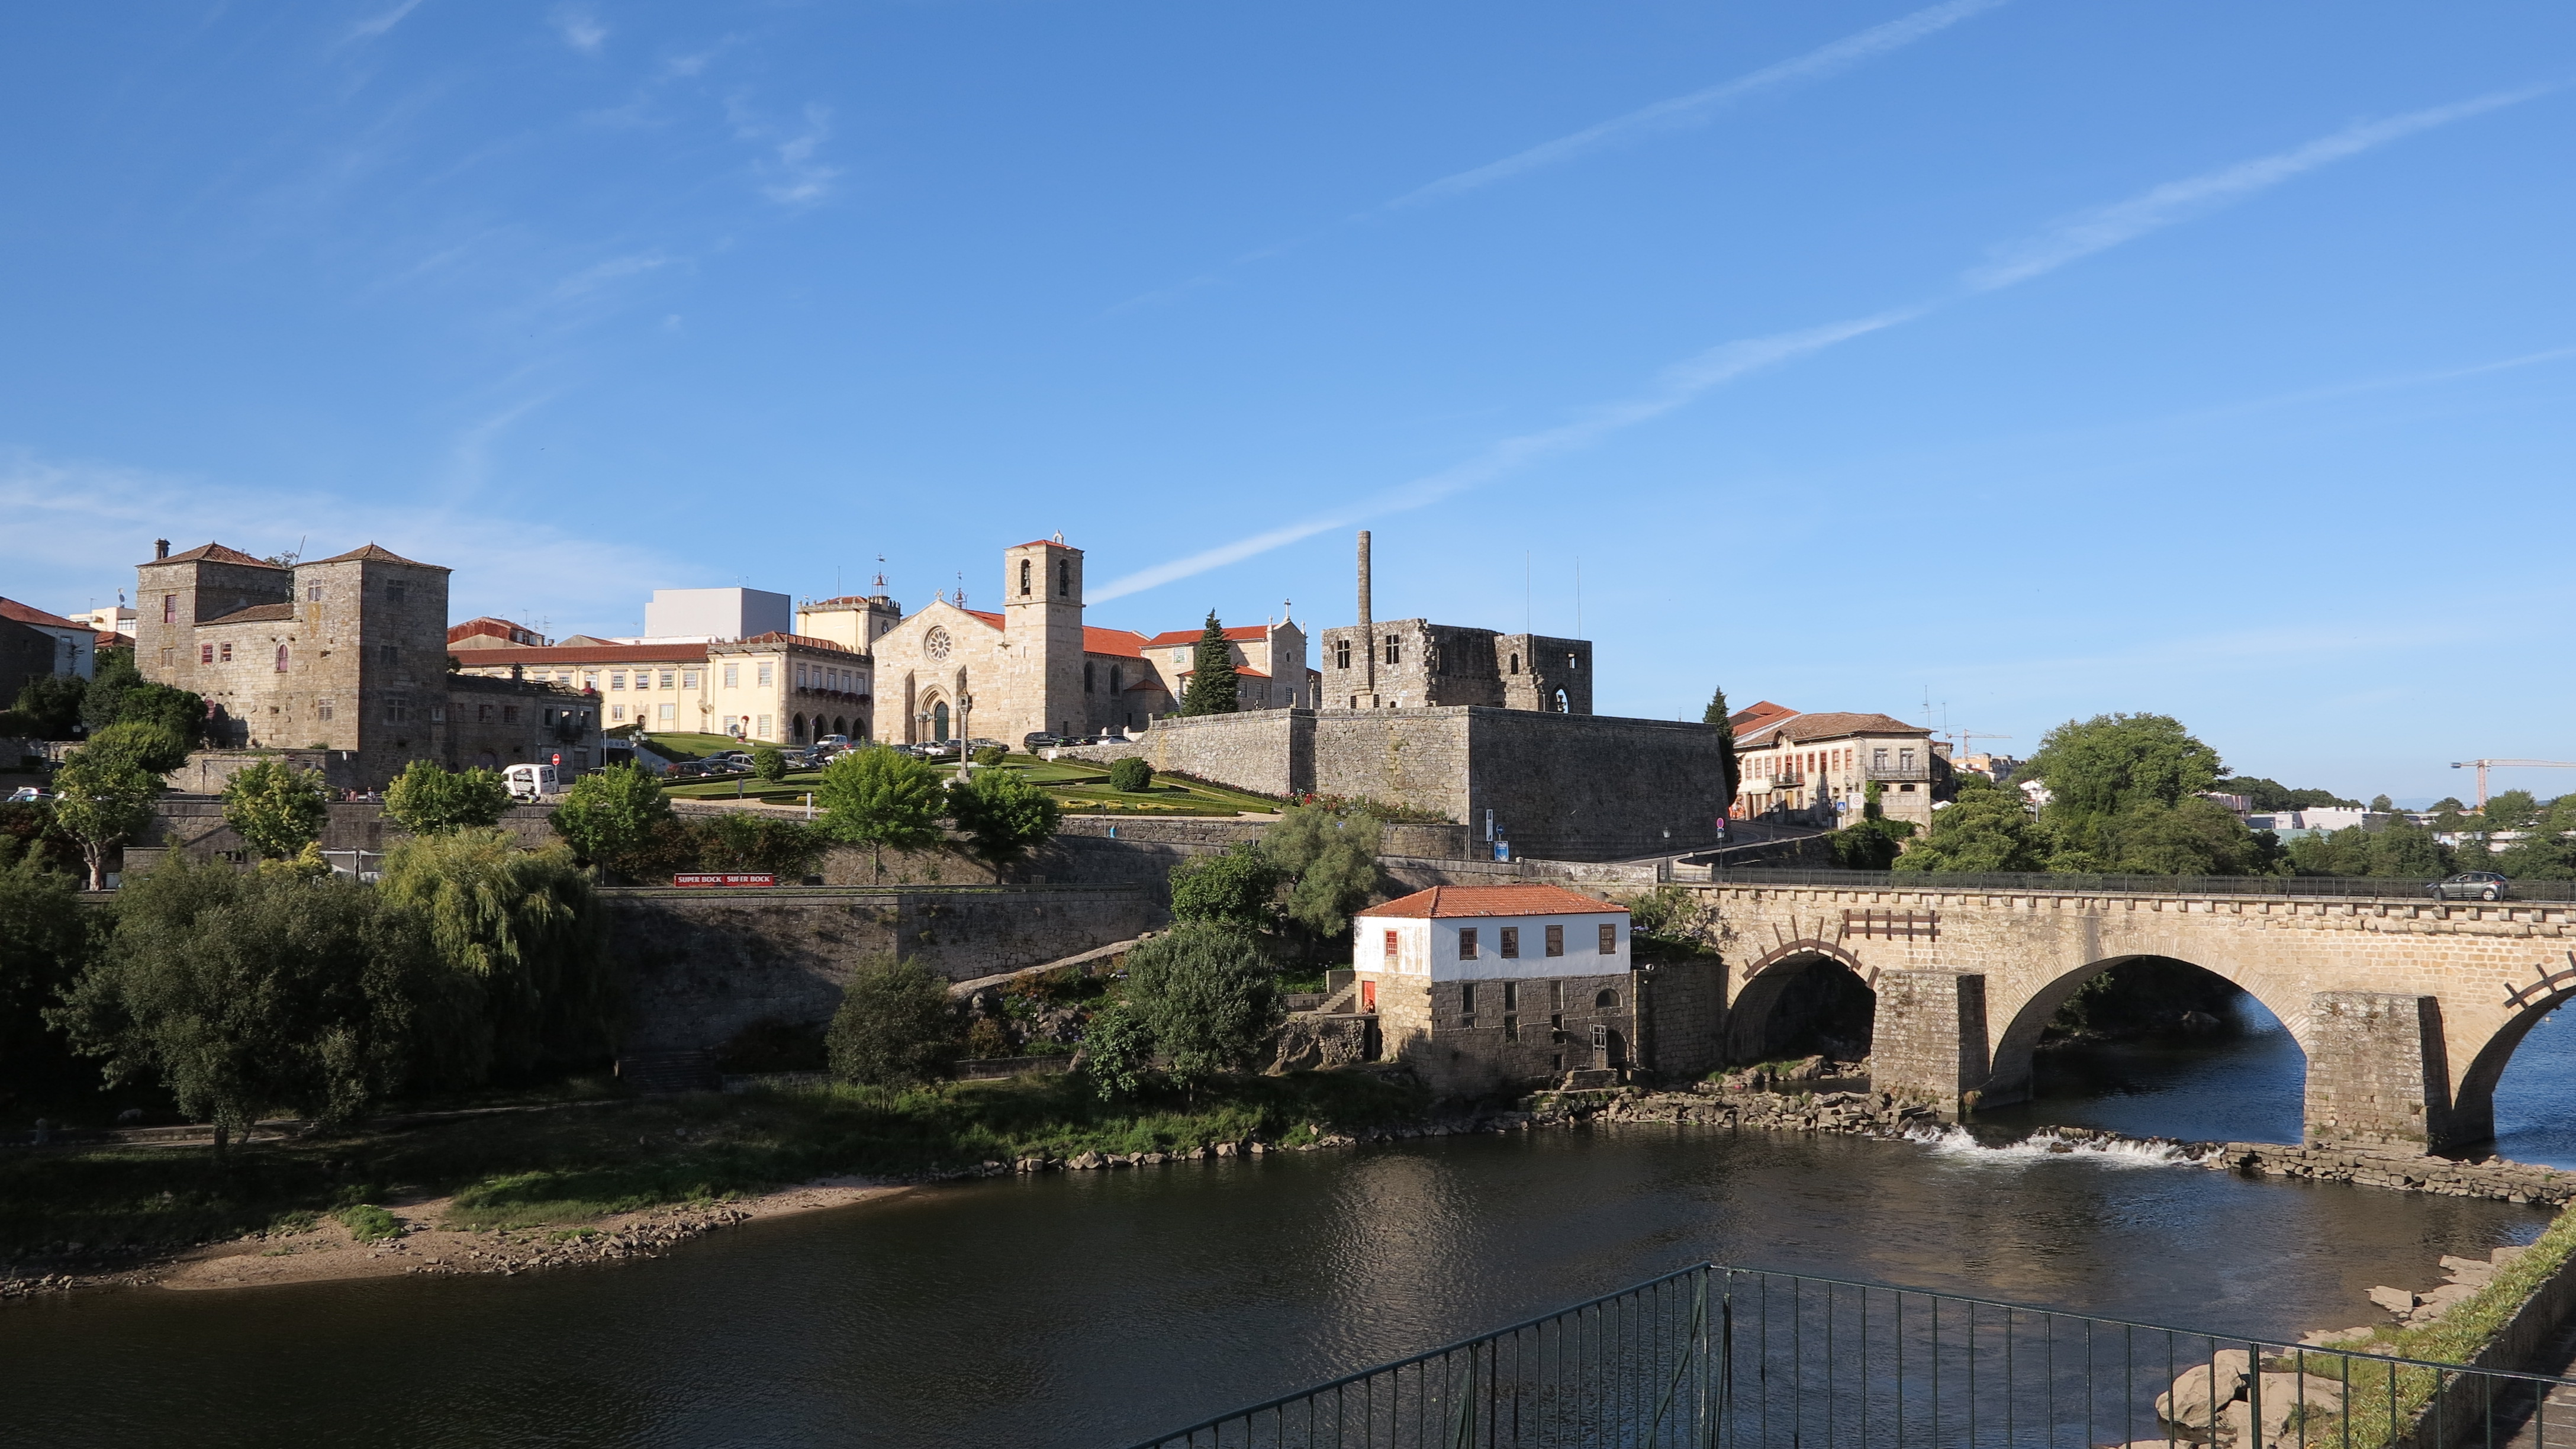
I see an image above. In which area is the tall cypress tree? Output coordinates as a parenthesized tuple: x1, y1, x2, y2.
(1704, 685, 1740, 805)
(1180, 612, 1239, 716)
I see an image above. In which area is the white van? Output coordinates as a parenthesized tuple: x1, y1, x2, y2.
(504, 763, 562, 801)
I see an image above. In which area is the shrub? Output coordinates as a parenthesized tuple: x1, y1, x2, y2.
(336, 1204, 402, 1241)
(1168, 842, 1280, 929)
(688, 812, 826, 879)
(1108, 758, 1153, 793)
(83, 719, 191, 776)
(946, 767, 1061, 883)
(972, 745, 1009, 768)
(549, 764, 678, 881)
(1079, 999, 1155, 1102)
(752, 745, 786, 782)
(384, 760, 513, 836)
(1263, 804, 1386, 937)
(826, 955, 958, 1093)
(1122, 922, 1282, 1096)
(220, 756, 330, 859)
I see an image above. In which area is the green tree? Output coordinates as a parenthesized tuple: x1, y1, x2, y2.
(8, 672, 86, 739)
(1702, 685, 1740, 804)
(383, 760, 513, 836)
(2026, 714, 2225, 861)
(2480, 789, 2543, 835)
(220, 756, 329, 859)
(1077, 998, 1154, 1102)
(78, 649, 204, 747)
(825, 955, 957, 1096)
(548, 762, 678, 881)
(51, 743, 162, 890)
(2212, 776, 2361, 812)
(817, 746, 947, 882)
(2098, 797, 2269, 875)
(971, 744, 1009, 768)
(377, 830, 611, 1078)
(1178, 612, 1239, 716)
(2370, 794, 2396, 813)
(1262, 803, 1386, 936)
(1108, 756, 1153, 793)
(946, 766, 1060, 883)
(1169, 842, 1281, 929)
(0, 840, 86, 1095)
(52, 859, 465, 1157)
(1122, 922, 1281, 1097)
(752, 743, 787, 781)
(1893, 777, 2049, 874)
(84, 719, 191, 775)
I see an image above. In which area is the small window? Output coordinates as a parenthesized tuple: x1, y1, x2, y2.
(1550, 1013, 1566, 1042)
(307, 584, 323, 602)
(1544, 924, 1563, 957)
(1383, 636, 1400, 665)
(275, 645, 289, 672)
(659, 703, 675, 722)
(502, 706, 520, 724)
(1084, 661, 1096, 693)
(1459, 983, 1476, 1017)
(757, 663, 773, 687)
(796, 664, 808, 688)
(612, 704, 626, 720)
(379, 643, 398, 665)
(388, 581, 408, 604)
(199, 643, 214, 664)
(160, 646, 173, 665)
(584, 673, 600, 691)
(162, 594, 176, 623)
(315, 698, 334, 721)
(1508, 652, 1519, 674)
(1499, 927, 1519, 958)
(1020, 558, 1032, 596)
(1900, 748, 1916, 770)
(611, 672, 626, 690)
(1599, 923, 1617, 954)
(756, 714, 771, 737)
(1595, 988, 1618, 1009)
(661, 670, 675, 689)
(1550, 980, 1565, 1010)
(1503, 1015, 1520, 1043)
(1501, 981, 1518, 1011)
(1458, 928, 1477, 960)
(1059, 558, 1071, 596)
(681, 670, 697, 689)
(1335, 639, 1351, 669)
(219, 642, 233, 662)
(724, 665, 740, 688)
(1382, 929, 1399, 962)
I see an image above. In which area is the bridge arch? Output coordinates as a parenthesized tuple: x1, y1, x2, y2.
(2451, 973, 2576, 1147)
(1982, 952, 2313, 1106)
(1726, 939, 1876, 1065)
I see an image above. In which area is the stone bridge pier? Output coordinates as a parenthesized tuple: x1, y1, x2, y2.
(1678, 882, 2576, 1154)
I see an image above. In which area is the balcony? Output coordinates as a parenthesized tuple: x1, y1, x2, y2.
(1863, 760, 1930, 783)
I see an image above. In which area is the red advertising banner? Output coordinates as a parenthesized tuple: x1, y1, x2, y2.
(671, 873, 777, 888)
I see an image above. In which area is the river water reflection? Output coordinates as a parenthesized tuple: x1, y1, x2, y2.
(12, 1004, 2576, 1447)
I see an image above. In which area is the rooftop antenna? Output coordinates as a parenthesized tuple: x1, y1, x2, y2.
(875, 555, 887, 591)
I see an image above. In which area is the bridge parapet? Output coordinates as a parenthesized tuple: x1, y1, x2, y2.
(1666, 878, 2576, 1151)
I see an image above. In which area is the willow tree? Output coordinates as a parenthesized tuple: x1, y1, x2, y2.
(376, 830, 611, 1078)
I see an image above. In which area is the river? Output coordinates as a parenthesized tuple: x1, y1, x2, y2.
(8, 1002, 2575, 1448)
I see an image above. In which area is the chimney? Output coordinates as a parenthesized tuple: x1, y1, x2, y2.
(1357, 530, 1374, 699)
(154, 539, 169, 560)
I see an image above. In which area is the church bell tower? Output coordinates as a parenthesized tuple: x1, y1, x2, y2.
(1001, 536, 1084, 742)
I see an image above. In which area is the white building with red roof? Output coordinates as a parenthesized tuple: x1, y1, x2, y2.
(1348, 883, 1640, 1092)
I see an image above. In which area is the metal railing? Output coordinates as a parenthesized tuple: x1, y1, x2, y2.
(1698, 865, 2576, 904)
(1129, 1264, 2576, 1449)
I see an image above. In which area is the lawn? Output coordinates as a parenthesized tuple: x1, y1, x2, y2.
(658, 752, 1286, 816)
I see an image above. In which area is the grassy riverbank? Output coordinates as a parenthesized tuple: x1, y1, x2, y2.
(1, 1070, 1428, 1259)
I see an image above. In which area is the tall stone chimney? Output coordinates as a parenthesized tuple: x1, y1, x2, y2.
(1357, 530, 1374, 698)
(154, 538, 169, 559)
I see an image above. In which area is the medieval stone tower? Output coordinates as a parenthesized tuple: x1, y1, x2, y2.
(1001, 536, 1084, 742)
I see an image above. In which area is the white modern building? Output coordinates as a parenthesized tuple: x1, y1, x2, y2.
(640, 587, 791, 643)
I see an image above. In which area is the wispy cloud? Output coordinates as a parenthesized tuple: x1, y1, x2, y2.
(1965, 86, 2548, 291)
(760, 105, 840, 206)
(1392, 0, 2009, 211)
(346, 0, 428, 44)
(552, 250, 673, 300)
(1090, 310, 1917, 601)
(1099, 87, 2544, 602)
(1109, 1, 2007, 313)
(552, 5, 607, 55)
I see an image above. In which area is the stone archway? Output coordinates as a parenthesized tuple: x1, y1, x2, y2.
(2451, 966, 2576, 1147)
(1981, 953, 2312, 1107)
(1725, 939, 1876, 1064)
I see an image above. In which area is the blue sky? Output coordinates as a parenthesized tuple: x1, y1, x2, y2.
(2, 3, 2570, 803)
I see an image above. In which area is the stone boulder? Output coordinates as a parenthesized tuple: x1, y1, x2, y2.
(2366, 1285, 2418, 1314)
(2157, 1349, 2250, 1428)
(1268, 1015, 1373, 1074)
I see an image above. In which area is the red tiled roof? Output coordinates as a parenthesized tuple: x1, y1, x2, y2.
(0, 598, 83, 630)
(1125, 680, 1168, 693)
(141, 542, 283, 569)
(1084, 627, 1149, 658)
(1728, 700, 1797, 730)
(1142, 625, 1268, 647)
(727, 632, 856, 653)
(960, 608, 1005, 631)
(95, 632, 125, 647)
(307, 542, 446, 569)
(456, 643, 711, 666)
(449, 617, 544, 646)
(1010, 538, 1078, 550)
(1738, 710, 1928, 748)
(1361, 884, 1627, 920)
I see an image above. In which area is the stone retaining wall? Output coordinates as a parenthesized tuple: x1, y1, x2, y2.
(2214, 1142, 2576, 1205)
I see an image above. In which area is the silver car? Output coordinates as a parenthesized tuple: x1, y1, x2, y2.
(2429, 871, 2511, 901)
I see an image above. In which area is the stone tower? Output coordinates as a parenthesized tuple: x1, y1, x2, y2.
(1001, 536, 1084, 743)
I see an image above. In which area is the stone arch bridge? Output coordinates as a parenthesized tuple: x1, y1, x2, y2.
(1672, 880, 2576, 1154)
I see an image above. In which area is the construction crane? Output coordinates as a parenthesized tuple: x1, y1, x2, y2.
(2449, 759, 2576, 809)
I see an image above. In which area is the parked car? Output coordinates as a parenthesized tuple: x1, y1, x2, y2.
(503, 764, 562, 802)
(1023, 732, 1064, 751)
(6, 787, 51, 804)
(2430, 871, 2512, 901)
(815, 734, 852, 750)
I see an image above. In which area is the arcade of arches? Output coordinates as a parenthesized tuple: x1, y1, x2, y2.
(1673, 881, 2576, 1154)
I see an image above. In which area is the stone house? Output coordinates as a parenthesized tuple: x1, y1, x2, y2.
(1138, 620, 1313, 716)
(0, 598, 96, 685)
(445, 672, 602, 773)
(453, 633, 871, 745)
(1351, 884, 1637, 1094)
(1728, 704, 1948, 829)
(1316, 619, 1592, 713)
